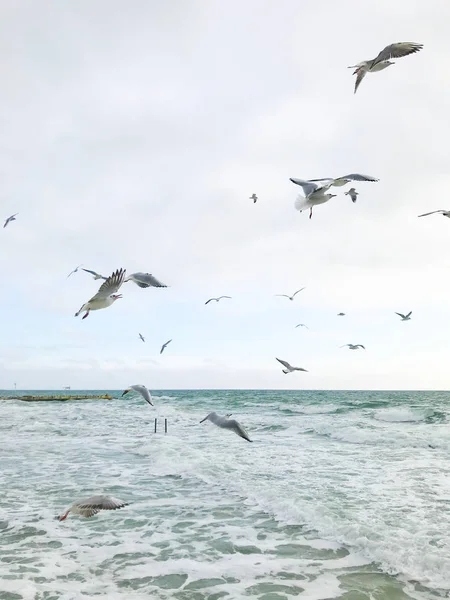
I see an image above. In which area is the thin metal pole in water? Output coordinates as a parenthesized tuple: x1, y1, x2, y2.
(164, 418, 168, 434)
(154, 418, 157, 433)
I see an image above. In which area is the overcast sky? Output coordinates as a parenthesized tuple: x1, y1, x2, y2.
(0, 0, 449, 390)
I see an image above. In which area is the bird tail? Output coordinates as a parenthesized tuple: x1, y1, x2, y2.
(294, 195, 307, 212)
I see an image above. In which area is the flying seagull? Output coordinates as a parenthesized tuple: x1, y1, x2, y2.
(290, 179, 337, 219)
(341, 344, 365, 350)
(249, 193, 258, 203)
(58, 495, 128, 521)
(74, 268, 125, 320)
(418, 210, 450, 219)
(275, 358, 308, 374)
(125, 272, 167, 288)
(275, 288, 305, 301)
(344, 188, 359, 203)
(67, 264, 83, 278)
(348, 42, 423, 93)
(82, 268, 107, 280)
(160, 339, 172, 354)
(122, 384, 153, 406)
(205, 296, 232, 305)
(337, 312, 346, 316)
(307, 174, 379, 187)
(200, 412, 252, 442)
(139, 333, 145, 342)
(3, 213, 18, 228)
(295, 323, 309, 329)
(395, 311, 412, 321)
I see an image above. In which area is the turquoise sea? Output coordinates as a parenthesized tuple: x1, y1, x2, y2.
(0, 389, 449, 600)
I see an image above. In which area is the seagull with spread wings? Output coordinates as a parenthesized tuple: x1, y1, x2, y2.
(125, 272, 167, 288)
(418, 210, 450, 219)
(200, 412, 253, 442)
(205, 296, 232, 305)
(341, 344, 365, 350)
(275, 358, 308, 374)
(3, 213, 18, 228)
(349, 42, 423, 93)
(74, 268, 125, 320)
(58, 495, 128, 521)
(82, 268, 107, 280)
(160, 339, 172, 354)
(295, 323, 309, 329)
(395, 311, 412, 321)
(275, 288, 305, 301)
(344, 188, 359, 203)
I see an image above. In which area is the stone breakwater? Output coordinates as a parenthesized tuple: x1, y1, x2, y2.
(0, 394, 113, 401)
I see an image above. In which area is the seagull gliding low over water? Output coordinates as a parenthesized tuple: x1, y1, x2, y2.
(122, 384, 153, 406)
(200, 412, 253, 442)
(58, 495, 128, 521)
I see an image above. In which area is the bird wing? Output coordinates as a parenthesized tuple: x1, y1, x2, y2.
(126, 272, 167, 288)
(356, 345, 365, 349)
(205, 298, 216, 304)
(82, 268, 106, 279)
(276, 358, 291, 369)
(406, 311, 412, 318)
(337, 173, 379, 183)
(292, 288, 305, 297)
(354, 69, 367, 94)
(131, 384, 153, 406)
(293, 367, 308, 372)
(340, 344, 350, 348)
(218, 296, 232, 300)
(90, 268, 126, 301)
(370, 42, 423, 69)
(75, 495, 128, 512)
(229, 419, 253, 442)
(275, 294, 290, 298)
(289, 178, 320, 196)
(349, 191, 358, 202)
(417, 210, 444, 217)
(395, 312, 406, 319)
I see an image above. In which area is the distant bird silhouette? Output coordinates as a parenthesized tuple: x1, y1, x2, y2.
(3, 213, 18, 228)
(295, 323, 309, 329)
(344, 187, 359, 203)
(341, 344, 365, 350)
(160, 339, 172, 354)
(249, 193, 258, 203)
(275, 288, 305, 301)
(395, 311, 412, 321)
(205, 296, 232, 305)
(337, 312, 346, 316)
(139, 333, 145, 342)
(418, 210, 450, 219)
(82, 268, 107, 280)
(275, 358, 308, 374)
(67, 264, 83, 278)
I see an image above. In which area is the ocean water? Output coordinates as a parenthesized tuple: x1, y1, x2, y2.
(0, 389, 449, 600)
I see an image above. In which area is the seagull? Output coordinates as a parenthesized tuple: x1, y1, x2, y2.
(122, 384, 153, 406)
(67, 264, 83, 278)
(3, 213, 18, 228)
(74, 268, 125, 320)
(275, 288, 305, 301)
(337, 312, 346, 316)
(395, 311, 412, 321)
(418, 210, 450, 218)
(205, 296, 232, 305)
(58, 495, 128, 521)
(295, 323, 309, 329)
(348, 42, 423, 93)
(125, 273, 167, 288)
(249, 193, 258, 203)
(290, 179, 337, 219)
(275, 358, 308, 374)
(139, 333, 145, 342)
(82, 268, 107, 280)
(160, 339, 172, 354)
(341, 344, 365, 350)
(344, 188, 359, 203)
(200, 412, 252, 442)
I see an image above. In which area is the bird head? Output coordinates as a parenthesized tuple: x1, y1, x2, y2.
(328, 194, 337, 199)
(112, 294, 123, 301)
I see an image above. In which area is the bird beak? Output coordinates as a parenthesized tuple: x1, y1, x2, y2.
(114, 294, 123, 300)
(122, 389, 130, 397)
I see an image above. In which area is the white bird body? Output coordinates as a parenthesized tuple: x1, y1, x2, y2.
(122, 384, 153, 406)
(349, 42, 423, 93)
(58, 495, 128, 521)
(75, 269, 125, 320)
(200, 411, 252, 442)
(276, 357, 308, 374)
